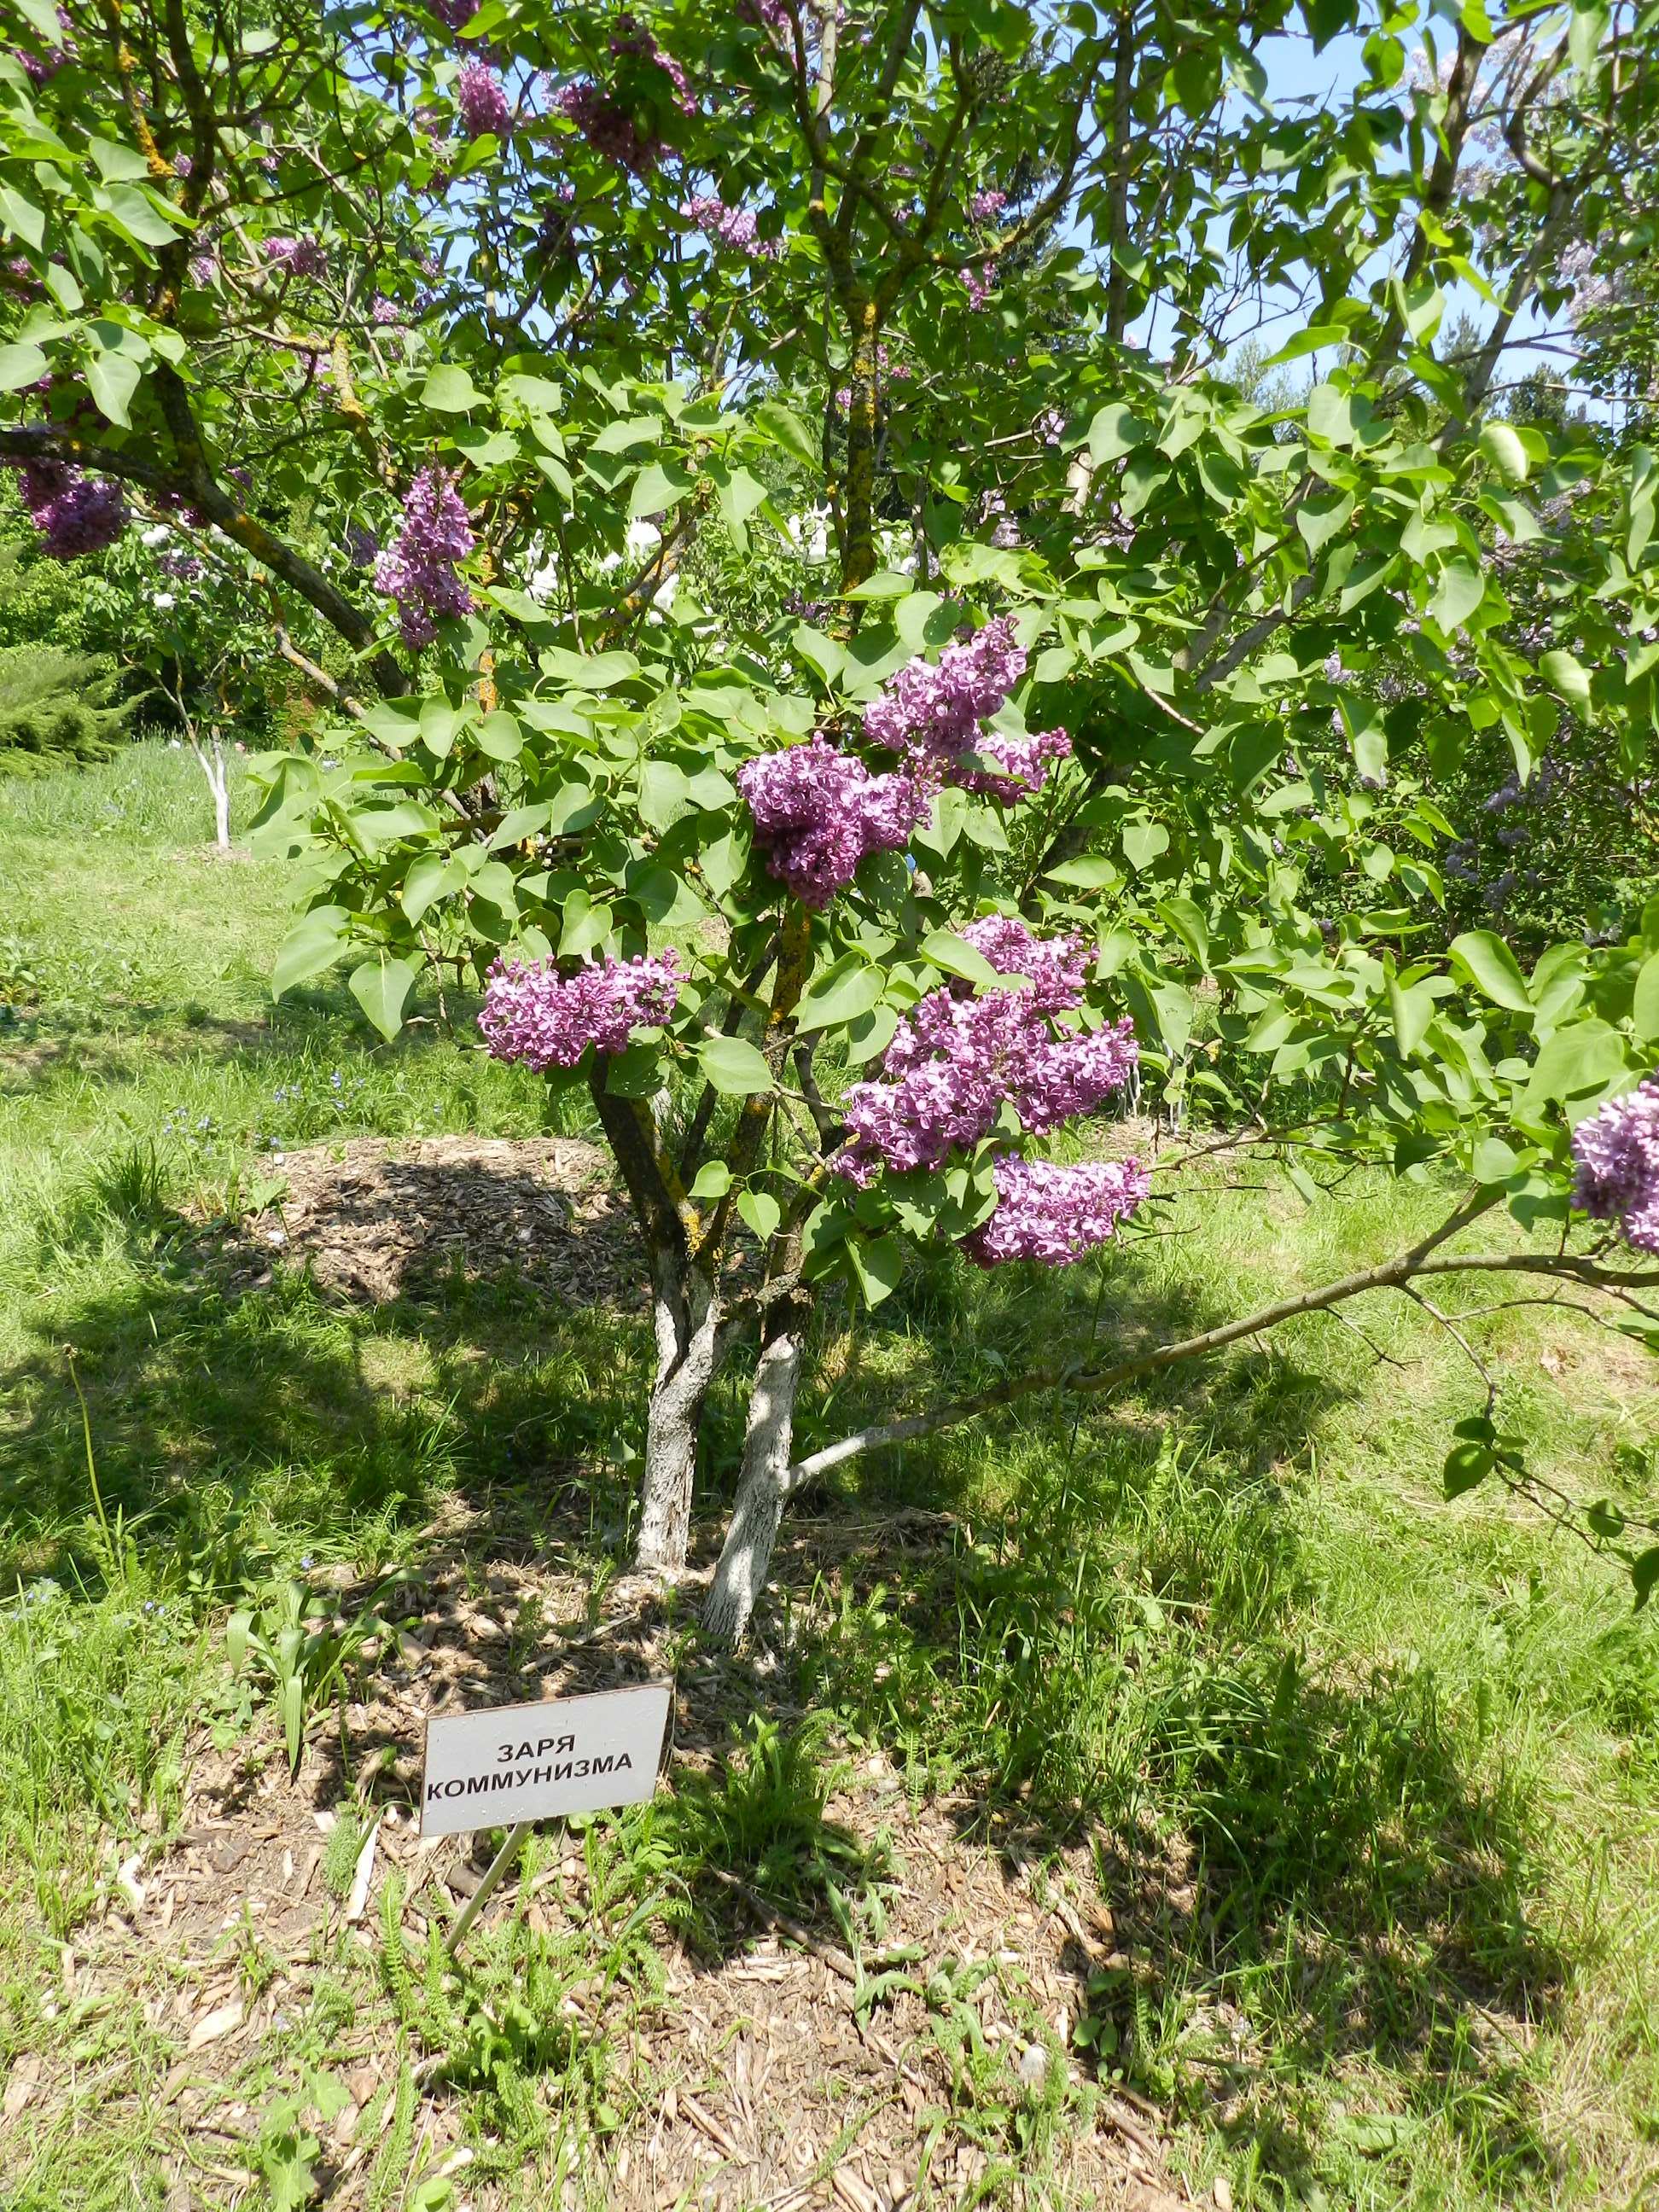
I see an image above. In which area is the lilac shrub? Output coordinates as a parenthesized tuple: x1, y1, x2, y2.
(373, 466, 474, 649)
(479, 949, 683, 1069)
(1572, 1081, 1659, 1254)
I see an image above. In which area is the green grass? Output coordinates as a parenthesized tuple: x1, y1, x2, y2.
(3, 746, 1657, 2210)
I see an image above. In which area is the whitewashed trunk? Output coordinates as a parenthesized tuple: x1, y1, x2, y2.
(192, 733, 231, 851)
(633, 1266, 719, 1575)
(703, 1323, 804, 1644)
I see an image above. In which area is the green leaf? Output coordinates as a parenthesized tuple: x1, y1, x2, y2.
(1522, 1018, 1627, 1111)
(272, 909, 347, 998)
(688, 1160, 731, 1199)
(1478, 422, 1530, 483)
(0, 187, 44, 251)
(1633, 951, 1659, 1043)
(1121, 819, 1170, 873)
(847, 1234, 904, 1309)
(628, 458, 696, 519)
(400, 852, 456, 924)
(1296, 490, 1353, 555)
(558, 891, 611, 958)
(754, 399, 819, 471)
(1307, 382, 1355, 445)
(1443, 1441, 1494, 1499)
(1429, 558, 1485, 633)
(422, 363, 485, 412)
(1086, 402, 1150, 463)
(1047, 855, 1121, 889)
(736, 1189, 783, 1243)
(1540, 649, 1592, 710)
(920, 930, 1005, 988)
(1633, 1546, 1659, 1610)
(538, 647, 640, 690)
(1450, 930, 1532, 1015)
(1388, 974, 1435, 1057)
(795, 956, 885, 1033)
(349, 956, 417, 1041)
(697, 1035, 773, 1096)
(0, 341, 47, 392)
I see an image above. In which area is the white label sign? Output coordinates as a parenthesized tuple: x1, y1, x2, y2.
(420, 1681, 672, 1837)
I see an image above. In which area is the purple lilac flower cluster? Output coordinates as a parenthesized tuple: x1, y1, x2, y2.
(456, 58, 512, 138)
(373, 467, 474, 649)
(736, 0, 791, 28)
(969, 189, 1007, 222)
(681, 195, 777, 258)
(863, 615, 1071, 801)
(17, 461, 128, 558)
(345, 520, 380, 569)
(263, 236, 328, 279)
(612, 15, 694, 109)
(963, 1155, 1150, 1265)
(478, 950, 683, 1069)
(963, 262, 997, 310)
(1571, 1080, 1659, 1254)
(736, 737, 928, 908)
(557, 17, 693, 174)
(14, 7, 71, 79)
(837, 919, 1138, 1185)
(556, 81, 656, 174)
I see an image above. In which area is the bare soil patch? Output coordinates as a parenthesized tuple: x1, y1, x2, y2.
(13, 1518, 1188, 2210)
(212, 1134, 643, 1309)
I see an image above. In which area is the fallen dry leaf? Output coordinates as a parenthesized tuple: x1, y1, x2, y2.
(345, 1820, 381, 1924)
(187, 2001, 244, 2052)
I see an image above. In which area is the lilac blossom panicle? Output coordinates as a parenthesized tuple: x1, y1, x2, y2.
(16, 461, 128, 558)
(681, 195, 777, 258)
(611, 14, 695, 112)
(478, 950, 682, 1069)
(736, 737, 928, 907)
(263, 235, 328, 279)
(837, 959, 1138, 1184)
(862, 614, 1072, 803)
(1571, 1080, 1659, 1254)
(969, 189, 1007, 222)
(374, 467, 474, 649)
(14, 8, 72, 79)
(963, 261, 997, 310)
(963, 1155, 1150, 1266)
(456, 58, 512, 138)
(557, 81, 656, 175)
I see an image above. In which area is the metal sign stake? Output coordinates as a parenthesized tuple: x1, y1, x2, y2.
(445, 1818, 533, 1959)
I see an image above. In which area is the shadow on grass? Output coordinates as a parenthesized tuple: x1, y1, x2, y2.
(2, 1173, 1572, 2196)
(788, 1267, 1569, 2199)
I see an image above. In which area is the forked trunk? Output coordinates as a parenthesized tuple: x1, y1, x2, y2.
(703, 1315, 805, 1644)
(634, 1261, 720, 1575)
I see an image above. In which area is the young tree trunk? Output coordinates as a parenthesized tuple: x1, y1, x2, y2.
(634, 1260, 721, 1575)
(703, 1309, 806, 1644)
(207, 735, 231, 851)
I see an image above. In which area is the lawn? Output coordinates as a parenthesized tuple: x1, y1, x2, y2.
(2, 748, 1656, 2212)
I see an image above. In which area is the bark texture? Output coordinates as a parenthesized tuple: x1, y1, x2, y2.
(634, 1262, 721, 1575)
(703, 1315, 805, 1644)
